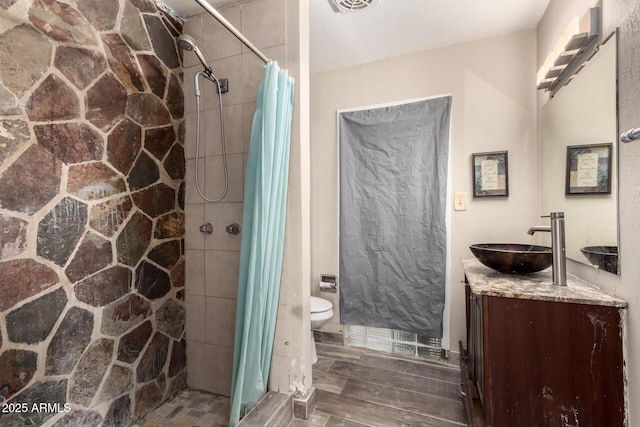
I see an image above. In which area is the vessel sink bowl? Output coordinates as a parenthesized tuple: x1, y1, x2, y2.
(470, 243, 553, 274)
(581, 246, 618, 274)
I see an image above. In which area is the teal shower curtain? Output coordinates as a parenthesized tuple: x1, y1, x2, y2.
(228, 62, 295, 426)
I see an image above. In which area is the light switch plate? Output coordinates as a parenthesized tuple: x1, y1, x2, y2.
(454, 192, 467, 211)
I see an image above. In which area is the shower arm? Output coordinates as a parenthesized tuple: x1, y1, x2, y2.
(192, 0, 271, 65)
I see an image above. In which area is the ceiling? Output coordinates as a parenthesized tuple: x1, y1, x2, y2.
(160, 0, 550, 74)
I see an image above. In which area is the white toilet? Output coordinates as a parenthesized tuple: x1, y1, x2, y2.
(310, 296, 333, 364)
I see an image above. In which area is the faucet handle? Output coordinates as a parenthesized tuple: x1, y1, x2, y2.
(541, 212, 565, 219)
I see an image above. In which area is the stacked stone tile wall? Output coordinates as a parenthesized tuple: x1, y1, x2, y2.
(0, 0, 186, 425)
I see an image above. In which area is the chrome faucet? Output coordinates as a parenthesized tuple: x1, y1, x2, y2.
(527, 212, 567, 286)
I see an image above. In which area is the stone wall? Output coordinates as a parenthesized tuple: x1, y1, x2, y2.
(0, 0, 186, 425)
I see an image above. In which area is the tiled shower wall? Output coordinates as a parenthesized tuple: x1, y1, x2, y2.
(0, 0, 186, 425)
(182, 0, 287, 396)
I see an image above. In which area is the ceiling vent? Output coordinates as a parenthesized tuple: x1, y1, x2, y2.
(329, 0, 381, 14)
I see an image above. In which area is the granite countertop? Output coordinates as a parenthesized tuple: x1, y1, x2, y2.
(462, 258, 628, 308)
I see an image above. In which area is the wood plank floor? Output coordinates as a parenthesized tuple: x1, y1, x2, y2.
(133, 343, 465, 427)
(288, 343, 465, 427)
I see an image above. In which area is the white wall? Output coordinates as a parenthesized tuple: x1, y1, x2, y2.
(270, 0, 312, 396)
(310, 30, 540, 351)
(538, 1, 640, 424)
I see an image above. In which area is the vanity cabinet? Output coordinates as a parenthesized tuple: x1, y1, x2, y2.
(461, 260, 627, 427)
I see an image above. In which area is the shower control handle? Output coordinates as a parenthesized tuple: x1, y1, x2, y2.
(226, 223, 241, 235)
(199, 223, 213, 234)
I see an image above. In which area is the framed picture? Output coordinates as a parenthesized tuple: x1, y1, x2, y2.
(472, 151, 509, 197)
(566, 143, 612, 195)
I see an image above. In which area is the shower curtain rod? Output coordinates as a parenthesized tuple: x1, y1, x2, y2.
(192, 0, 271, 64)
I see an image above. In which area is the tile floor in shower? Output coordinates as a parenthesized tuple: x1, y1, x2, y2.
(132, 342, 465, 427)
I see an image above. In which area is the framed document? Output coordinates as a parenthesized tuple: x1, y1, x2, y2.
(566, 143, 612, 195)
(472, 151, 509, 197)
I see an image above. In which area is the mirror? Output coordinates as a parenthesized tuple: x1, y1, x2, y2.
(541, 33, 618, 274)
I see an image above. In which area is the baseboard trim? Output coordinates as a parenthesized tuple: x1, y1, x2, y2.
(293, 387, 317, 420)
(313, 330, 344, 346)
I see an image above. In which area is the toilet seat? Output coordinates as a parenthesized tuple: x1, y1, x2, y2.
(311, 296, 332, 313)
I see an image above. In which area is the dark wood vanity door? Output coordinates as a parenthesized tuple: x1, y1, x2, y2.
(471, 292, 483, 403)
(465, 282, 484, 402)
(482, 296, 625, 426)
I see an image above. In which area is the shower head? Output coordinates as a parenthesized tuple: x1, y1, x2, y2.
(177, 34, 212, 75)
(177, 33, 197, 51)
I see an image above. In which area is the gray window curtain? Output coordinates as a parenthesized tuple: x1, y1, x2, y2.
(339, 97, 451, 337)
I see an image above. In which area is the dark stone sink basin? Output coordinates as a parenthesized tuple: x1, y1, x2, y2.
(470, 243, 553, 274)
(581, 246, 618, 274)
